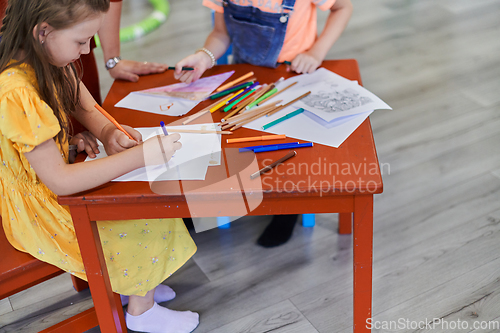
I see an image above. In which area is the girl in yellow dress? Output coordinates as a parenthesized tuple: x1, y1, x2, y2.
(0, 1, 198, 332)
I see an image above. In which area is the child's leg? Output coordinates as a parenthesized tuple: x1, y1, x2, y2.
(121, 283, 176, 306)
(257, 214, 298, 247)
(126, 287, 199, 333)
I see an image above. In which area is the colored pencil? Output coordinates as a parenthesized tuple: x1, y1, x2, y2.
(225, 82, 259, 105)
(262, 108, 304, 130)
(209, 80, 254, 99)
(267, 91, 311, 116)
(94, 103, 136, 141)
(164, 128, 233, 135)
(221, 101, 282, 129)
(256, 81, 298, 107)
(160, 121, 169, 135)
(222, 85, 268, 121)
(230, 106, 278, 131)
(182, 93, 236, 125)
(182, 110, 209, 125)
(224, 89, 256, 112)
(239, 142, 300, 152)
(247, 87, 277, 109)
(216, 71, 254, 92)
(222, 100, 282, 124)
(227, 134, 287, 144)
(250, 150, 296, 179)
(167, 66, 194, 71)
(253, 142, 313, 153)
(210, 91, 240, 113)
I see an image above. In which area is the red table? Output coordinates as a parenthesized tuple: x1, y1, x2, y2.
(59, 59, 383, 332)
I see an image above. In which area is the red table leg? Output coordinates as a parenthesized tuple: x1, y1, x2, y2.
(339, 212, 352, 234)
(353, 195, 373, 332)
(70, 205, 127, 333)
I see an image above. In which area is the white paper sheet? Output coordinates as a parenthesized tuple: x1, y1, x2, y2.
(114, 71, 234, 116)
(243, 106, 373, 148)
(114, 93, 199, 116)
(264, 67, 391, 122)
(84, 124, 222, 181)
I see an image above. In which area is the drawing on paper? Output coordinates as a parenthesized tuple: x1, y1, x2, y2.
(160, 103, 174, 111)
(302, 83, 373, 113)
(138, 71, 235, 101)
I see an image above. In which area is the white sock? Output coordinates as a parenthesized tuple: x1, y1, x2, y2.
(121, 284, 176, 306)
(126, 302, 199, 333)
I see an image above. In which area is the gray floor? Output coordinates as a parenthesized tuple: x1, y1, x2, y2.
(1, 0, 500, 332)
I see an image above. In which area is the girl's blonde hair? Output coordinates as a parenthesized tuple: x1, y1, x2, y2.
(0, 0, 110, 145)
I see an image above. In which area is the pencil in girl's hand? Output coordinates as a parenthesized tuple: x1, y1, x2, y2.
(216, 71, 254, 92)
(94, 103, 136, 141)
(160, 121, 169, 136)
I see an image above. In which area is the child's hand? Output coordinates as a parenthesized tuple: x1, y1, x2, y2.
(289, 52, 322, 74)
(108, 60, 169, 82)
(143, 133, 182, 166)
(101, 123, 142, 156)
(174, 52, 211, 84)
(69, 131, 100, 163)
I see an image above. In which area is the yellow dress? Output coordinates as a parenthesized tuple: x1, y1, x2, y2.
(0, 63, 196, 296)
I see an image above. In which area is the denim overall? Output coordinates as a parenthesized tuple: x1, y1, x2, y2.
(223, 0, 296, 68)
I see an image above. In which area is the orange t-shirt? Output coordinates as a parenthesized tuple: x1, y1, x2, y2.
(203, 0, 336, 63)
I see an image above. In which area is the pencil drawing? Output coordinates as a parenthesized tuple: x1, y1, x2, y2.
(302, 83, 373, 113)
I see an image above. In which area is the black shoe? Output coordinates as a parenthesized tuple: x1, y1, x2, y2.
(183, 218, 194, 230)
(257, 214, 298, 248)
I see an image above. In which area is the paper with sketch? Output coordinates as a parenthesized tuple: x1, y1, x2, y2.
(84, 124, 222, 181)
(114, 71, 234, 116)
(243, 105, 373, 148)
(115, 93, 199, 116)
(264, 68, 391, 122)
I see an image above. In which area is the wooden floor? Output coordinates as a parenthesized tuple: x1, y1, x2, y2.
(2, 0, 500, 332)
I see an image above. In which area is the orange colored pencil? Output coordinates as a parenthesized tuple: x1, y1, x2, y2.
(216, 71, 254, 92)
(227, 134, 287, 143)
(94, 103, 136, 141)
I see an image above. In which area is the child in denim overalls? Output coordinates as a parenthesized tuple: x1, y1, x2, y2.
(175, 0, 353, 81)
(175, 0, 353, 247)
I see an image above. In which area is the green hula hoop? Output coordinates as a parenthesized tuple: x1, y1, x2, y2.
(95, 0, 169, 47)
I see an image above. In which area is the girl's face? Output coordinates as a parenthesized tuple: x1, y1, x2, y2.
(42, 14, 104, 67)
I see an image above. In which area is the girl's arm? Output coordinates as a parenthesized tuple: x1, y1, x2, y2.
(174, 12, 231, 83)
(290, 0, 353, 74)
(24, 133, 181, 196)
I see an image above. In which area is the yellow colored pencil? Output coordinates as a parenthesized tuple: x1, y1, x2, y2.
(210, 91, 242, 113)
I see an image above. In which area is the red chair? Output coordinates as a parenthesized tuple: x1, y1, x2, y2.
(0, 216, 99, 332)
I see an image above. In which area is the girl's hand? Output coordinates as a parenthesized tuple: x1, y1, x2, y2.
(174, 52, 212, 84)
(100, 123, 142, 156)
(289, 52, 322, 74)
(143, 133, 182, 166)
(108, 59, 169, 82)
(69, 131, 100, 163)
